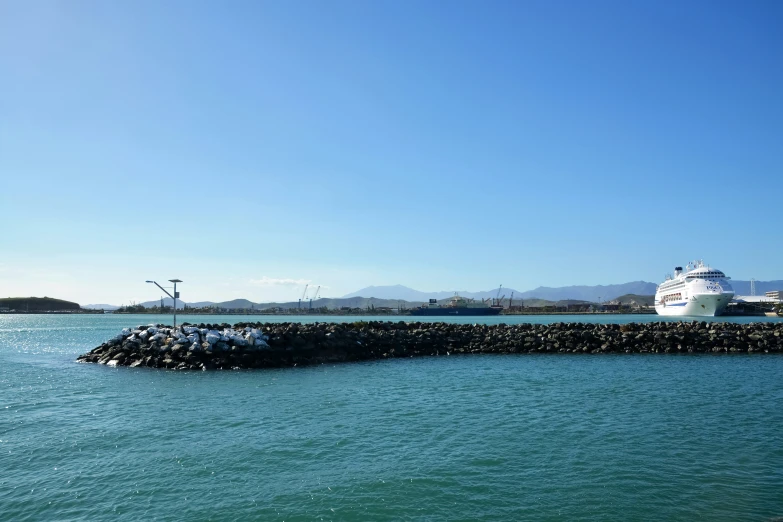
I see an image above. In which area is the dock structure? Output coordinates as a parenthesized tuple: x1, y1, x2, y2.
(764, 290, 783, 301)
(727, 294, 781, 315)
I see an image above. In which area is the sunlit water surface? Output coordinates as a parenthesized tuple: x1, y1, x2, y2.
(2, 314, 782, 521)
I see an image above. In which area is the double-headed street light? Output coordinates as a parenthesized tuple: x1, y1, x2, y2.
(146, 279, 183, 327)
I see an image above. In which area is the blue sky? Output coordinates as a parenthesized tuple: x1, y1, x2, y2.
(1, 0, 781, 305)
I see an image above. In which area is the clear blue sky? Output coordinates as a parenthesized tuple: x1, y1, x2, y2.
(1, 0, 781, 305)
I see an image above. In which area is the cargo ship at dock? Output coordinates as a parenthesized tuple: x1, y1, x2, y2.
(410, 296, 502, 316)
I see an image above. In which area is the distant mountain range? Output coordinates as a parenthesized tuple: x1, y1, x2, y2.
(81, 279, 783, 311)
(342, 285, 470, 302)
(342, 280, 783, 303)
(727, 280, 783, 296)
(342, 282, 659, 303)
(516, 282, 660, 302)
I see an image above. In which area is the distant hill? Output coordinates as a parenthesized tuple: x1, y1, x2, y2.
(138, 298, 182, 309)
(514, 282, 658, 302)
(555, 299, 595, 306)
(212, 299, 258, 309)
(249, 297, 423, 311)
(137, 298, 216, 309)
(613, 294, 655, 306)
(0, 297, 81, 312)
(84, 303, 120, 310)
(516, 298, 554, 307)
(186, 301, 217, 308)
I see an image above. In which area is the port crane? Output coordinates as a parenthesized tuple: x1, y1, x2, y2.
(299, 284, 309, 310)
(309, 286, 320, 310)
(493, 284, 503, 307)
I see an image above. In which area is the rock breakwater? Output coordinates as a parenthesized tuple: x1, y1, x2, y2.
(77, 321, 783, 370)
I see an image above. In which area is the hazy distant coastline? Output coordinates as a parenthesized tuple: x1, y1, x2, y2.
(81, 279, 782, 313)
(5, 278, 781, 315)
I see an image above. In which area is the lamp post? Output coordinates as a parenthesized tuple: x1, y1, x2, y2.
(146, 279, 183, 327)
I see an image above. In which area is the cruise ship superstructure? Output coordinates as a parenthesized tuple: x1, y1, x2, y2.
(655, 261, 735, 317)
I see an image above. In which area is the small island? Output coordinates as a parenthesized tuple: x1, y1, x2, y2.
(0, 297, 104, 314)
(77, 320, 783, 371)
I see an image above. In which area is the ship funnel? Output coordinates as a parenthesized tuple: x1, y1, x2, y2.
(674, 266, 683, 277)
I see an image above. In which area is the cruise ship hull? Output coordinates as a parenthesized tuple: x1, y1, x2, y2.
(655, 293, 733, 317)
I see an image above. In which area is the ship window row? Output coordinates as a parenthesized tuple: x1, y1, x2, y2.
(690, 272, 725, 279)
(664, 293, 682, 302)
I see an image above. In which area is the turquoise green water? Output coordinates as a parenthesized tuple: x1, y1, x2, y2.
(2, 314, 782, 521)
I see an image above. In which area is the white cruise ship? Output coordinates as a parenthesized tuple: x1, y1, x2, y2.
(655, 261, 735, 317)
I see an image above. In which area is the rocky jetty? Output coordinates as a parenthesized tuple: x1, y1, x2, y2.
(76, 320, 783, 371)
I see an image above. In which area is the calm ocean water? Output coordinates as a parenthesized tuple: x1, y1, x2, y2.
(2, 314, 782, 521)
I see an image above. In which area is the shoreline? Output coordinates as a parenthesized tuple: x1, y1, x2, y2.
(0, 310, 105, 315)
(107, 311, 656, 316)
(77, 320, 783, 371)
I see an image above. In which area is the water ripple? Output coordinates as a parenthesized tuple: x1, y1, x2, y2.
(1, 315, 782, 521)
